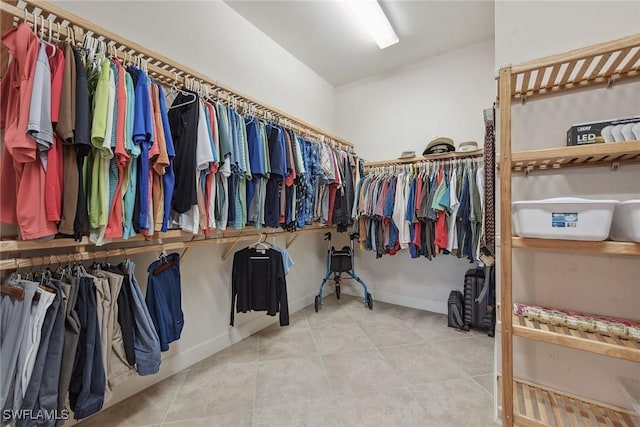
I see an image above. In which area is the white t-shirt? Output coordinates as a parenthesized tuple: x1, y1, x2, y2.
(392, 174, 409, 249)
(196, 101, 214, 171)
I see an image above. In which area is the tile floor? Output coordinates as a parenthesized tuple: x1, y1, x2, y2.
(78, 294, 496, 427)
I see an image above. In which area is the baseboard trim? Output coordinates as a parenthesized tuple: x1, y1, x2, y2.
(339, 283, 447, 315)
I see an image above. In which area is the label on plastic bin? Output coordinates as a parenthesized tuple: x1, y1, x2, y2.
(552, 212, 578, 228)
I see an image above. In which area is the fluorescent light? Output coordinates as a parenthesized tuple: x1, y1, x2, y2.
(347, 0, 398, 49)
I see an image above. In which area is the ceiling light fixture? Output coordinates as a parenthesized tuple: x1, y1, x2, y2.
(347, 0, 398, 50)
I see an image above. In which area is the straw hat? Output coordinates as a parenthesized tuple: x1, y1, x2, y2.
(423, 137, 455, 155)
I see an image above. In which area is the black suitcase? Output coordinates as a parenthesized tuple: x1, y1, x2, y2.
(464, 268, 488, 330)
(447, 290, 466, 330)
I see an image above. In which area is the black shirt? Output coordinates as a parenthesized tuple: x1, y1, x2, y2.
(168, 91, 199, 214)
(72, 46, 90, 240)
(109, 266, 136, 366)
(231, 247, 289, 327)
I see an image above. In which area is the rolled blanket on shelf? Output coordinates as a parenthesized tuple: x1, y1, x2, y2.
(513, 303, 640, 342)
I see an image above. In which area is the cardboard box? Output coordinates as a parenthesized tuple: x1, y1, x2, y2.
(567, 116, 640, 146)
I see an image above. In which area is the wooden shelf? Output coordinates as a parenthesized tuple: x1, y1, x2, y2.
(0, 230, 193, 253)
(512, 237, 640, 256)
(507, 140, 640, 172)
(0, 225, 333, 270)
(499, 377, 638, 427)
(513, 314, 640, 363)
(499, 33, 640, 427)
(364, 149, 484, 168)
(504, 33, 640, 101)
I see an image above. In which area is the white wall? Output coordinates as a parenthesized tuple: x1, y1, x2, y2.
(495, 0, 640, 411)
(495, 0, 640, 69)
(335, 39, 495, 162)
(47, 0, 338, 420)
(52, 0, 336, 132)
(334, 39, 496, 313)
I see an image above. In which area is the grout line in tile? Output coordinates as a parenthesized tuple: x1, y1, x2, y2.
(159, 371, 189, 426)
(373, 339, 427, 350)
(307, 312, 332, 387)
(251, 360, 258, 427)
(470, 374, 496, 398)
(352, 316, 402, 380)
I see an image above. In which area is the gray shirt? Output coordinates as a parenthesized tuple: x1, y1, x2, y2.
(28, 43, 54, 169)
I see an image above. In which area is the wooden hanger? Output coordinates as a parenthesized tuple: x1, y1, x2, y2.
(0, 283, 24, 300)
(152, 250, 175, 276)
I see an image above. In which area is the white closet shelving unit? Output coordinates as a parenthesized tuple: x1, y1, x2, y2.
(498, 34, 640, 427)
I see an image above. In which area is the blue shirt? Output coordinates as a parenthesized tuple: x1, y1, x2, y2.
(130, 66, 153, 230)
(157, 84, 175, 232)
(246, 119, 265, 177)
(267, 125, 286, 178)
(228, 107, 240, 171)
(274, 246, 294, 275)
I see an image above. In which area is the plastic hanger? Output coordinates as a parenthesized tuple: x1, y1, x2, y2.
(250, 234, 271, 259)
(168, 74, 197, 110)
(250, 233, 272, 250)
(40, 17, 58, 59)
(34, 16, 57, 55)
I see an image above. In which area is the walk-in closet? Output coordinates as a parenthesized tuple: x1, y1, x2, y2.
(1, 1, 638, 426)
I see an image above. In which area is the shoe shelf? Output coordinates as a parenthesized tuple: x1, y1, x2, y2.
(512, 314, 640, 363)
(499, 377, 638, 427)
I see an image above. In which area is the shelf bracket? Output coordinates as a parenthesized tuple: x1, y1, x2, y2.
(611, 161, 620, 171)
(520, 94, 527, 105)
(221, 242, 237, 261)
(607, 77, 616, 88)
(524, 166, 533, 176)
(180, 236, 198, 262)
(286, 234, 299, 249)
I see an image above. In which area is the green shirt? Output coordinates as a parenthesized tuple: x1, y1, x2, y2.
(90, 58, 111, 150)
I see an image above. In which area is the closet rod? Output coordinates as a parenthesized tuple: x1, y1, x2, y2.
(364, 149, 484, 168)
(0, 229, 189, 253)
(0, 225, 333, 271)
(2, 242, 187, 271)
(0, 0, 353, 150)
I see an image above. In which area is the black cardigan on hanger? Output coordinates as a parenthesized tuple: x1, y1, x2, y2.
(230, 247, 289, 327)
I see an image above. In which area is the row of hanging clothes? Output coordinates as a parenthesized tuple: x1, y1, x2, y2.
(0, 22, 361, 243)
(353, 156, 485, 262)
(0, 251, 184, 424)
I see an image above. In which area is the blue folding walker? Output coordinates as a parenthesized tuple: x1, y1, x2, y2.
(315, 232, 372, 312)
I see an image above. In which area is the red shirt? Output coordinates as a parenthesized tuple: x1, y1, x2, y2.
(0, 24, 40, 163)
(1, 24, 57, 239)
(434, 169, 449, 250)
(105, 58, 128, 238)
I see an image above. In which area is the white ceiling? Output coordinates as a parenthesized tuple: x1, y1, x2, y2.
(225, 0, 495, 87)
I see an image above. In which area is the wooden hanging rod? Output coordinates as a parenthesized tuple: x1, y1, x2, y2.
(0, 225, 333, 271)
(364, 149, 484, 168)
(0, 0, 353, 149)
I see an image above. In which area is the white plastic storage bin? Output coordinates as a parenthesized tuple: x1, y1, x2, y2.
(610, 200, 640, 243)
(512, 197, 618, 241)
